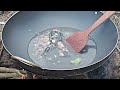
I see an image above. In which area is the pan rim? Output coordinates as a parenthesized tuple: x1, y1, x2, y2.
(1, 11, 40, 67)
(1, 11, 19, 57)
(1, 11, 119, 71)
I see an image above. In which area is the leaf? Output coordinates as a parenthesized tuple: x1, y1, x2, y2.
(70, 58, 81, 65)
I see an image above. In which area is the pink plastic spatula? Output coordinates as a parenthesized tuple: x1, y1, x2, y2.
(66, 11, 116, 53)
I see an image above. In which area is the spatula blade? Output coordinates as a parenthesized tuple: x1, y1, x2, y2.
(66, 32, 89, 53)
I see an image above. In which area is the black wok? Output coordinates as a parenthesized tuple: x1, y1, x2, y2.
(2, 11, 118, 77)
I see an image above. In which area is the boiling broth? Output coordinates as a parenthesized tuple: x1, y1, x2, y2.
(27, 27, 97, 70)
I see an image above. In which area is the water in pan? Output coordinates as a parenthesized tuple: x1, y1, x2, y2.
(27, 27, 97, 70)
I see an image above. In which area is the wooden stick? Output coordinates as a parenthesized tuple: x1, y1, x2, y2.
(0, 73, 21, 78)
(0, 67, 27, 79)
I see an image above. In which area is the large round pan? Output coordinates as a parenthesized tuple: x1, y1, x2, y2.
(1, 11, 118, 77)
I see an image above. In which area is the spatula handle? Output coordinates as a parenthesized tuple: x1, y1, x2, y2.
(86, 11, 116, 35)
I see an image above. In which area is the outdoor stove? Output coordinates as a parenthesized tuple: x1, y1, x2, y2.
(0, 11, 120, 79)
(0, 46, 120, 79)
